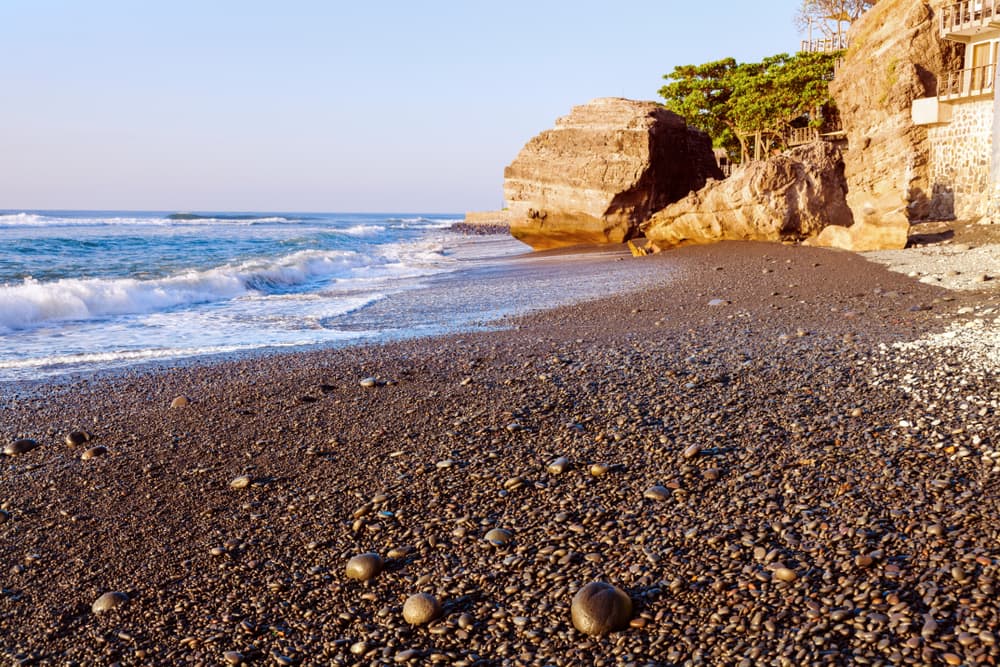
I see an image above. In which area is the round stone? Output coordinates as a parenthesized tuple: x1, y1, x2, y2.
(169, 395, 190, 408)
(65, 431, 91, 447)
(589, 463, 610, 477)
(484, 528, 513, 546)
(359, 377, 378, 388)
(571, 581, 632, 635)
(91, 591, 129, 613)
(773, 567, 798, 582)
(546, 456, 570, 475)
(223, 651, 244, 665)
(402, 592, 442, 625)
(4, 439, 39, 456)
(345, 552, 384, 581)
(81, 446, 108, 461)
(229, 475, 252, 490)
(682, 443, 703, 459)
(643, 485, 670, 501)
(502, 476, 525, 491)
(387, 546, 412, 559)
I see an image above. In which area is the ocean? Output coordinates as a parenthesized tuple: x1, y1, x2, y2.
(0, 210, 658, 383)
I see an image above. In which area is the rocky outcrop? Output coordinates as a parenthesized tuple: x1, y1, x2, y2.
(830, 0, 961, 220)
(809, 192, 910, 251)
(641, 143, 853, 249)
(453, 210, 514, 235)
(504, 98, 722, 250)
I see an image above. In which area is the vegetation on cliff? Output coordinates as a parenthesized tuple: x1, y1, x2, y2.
(659, 51, 841, 160)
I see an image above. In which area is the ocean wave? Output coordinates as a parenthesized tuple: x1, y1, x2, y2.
(0, 241, 451, 332)
(339, 224, 386, 237)
(0, 212, 462, 231)
(0, 212, 300, 228)
(0, 250, 358, 331)
(0, 212, 164, 228)
(167, 212, 299, 223)
(386, 216, 462, 229)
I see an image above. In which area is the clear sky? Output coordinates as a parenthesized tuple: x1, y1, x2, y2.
(1, 1, 803, 213)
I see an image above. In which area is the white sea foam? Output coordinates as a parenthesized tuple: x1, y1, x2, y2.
(0, 341, 312, 371)
(387, 216, 460, 228)
(340, 224, 386, 236)
(0, 212, 297, 228)
(0, 213, 158, 227)
(0, 242, 449, 332)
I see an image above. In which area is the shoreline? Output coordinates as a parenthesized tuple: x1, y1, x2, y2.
(2, 241, 999, 664)
(0, 235, 656, 390)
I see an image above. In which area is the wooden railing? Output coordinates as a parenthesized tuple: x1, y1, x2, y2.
(786, 127, 820, 146)
(800, 35, 849, 53)
(940, 0, 1000, 35)
(938, 63, 996, 99)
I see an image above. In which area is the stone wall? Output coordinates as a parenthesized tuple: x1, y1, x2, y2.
(927, 98, 993, 220)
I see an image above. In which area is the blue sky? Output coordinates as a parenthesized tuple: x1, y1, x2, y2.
(1, 1, 802, 213)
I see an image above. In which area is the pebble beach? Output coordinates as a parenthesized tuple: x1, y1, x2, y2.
(2, 239, 1000, 666)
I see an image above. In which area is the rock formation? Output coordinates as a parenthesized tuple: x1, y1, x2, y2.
(504, 98, 722, 250)
(641, 142, 853, 249)
(809, 192, 910, 251)
(830, 0, 961, 220)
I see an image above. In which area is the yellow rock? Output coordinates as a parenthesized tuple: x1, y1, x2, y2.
(809, 193, 909, 252)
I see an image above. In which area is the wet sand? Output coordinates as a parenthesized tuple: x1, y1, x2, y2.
(2, 241, 999, 666)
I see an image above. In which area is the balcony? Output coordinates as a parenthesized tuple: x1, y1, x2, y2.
(940, 0, 1000, 40)
(938, 63, 996, 100)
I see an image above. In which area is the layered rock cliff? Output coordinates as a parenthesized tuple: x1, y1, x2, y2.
(830, 0, 962, 220)
(504, 98, 722, 250)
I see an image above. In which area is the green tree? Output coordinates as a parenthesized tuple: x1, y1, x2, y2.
(657, 58, 742, 157)
(659, 51, 840, 161)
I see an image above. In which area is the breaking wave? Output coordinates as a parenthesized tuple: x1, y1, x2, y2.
(0, 242, 449, 333)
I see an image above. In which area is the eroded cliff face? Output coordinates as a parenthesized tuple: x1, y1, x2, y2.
(831, 0, 962, 220)
(503, 98, 722, 250)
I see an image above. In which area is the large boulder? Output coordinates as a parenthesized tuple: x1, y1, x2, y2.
(641, 142, 853, 249)
(504, 98, 722, 250)
(830, 0, 961, 220)
(809, 192, 910, 251)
